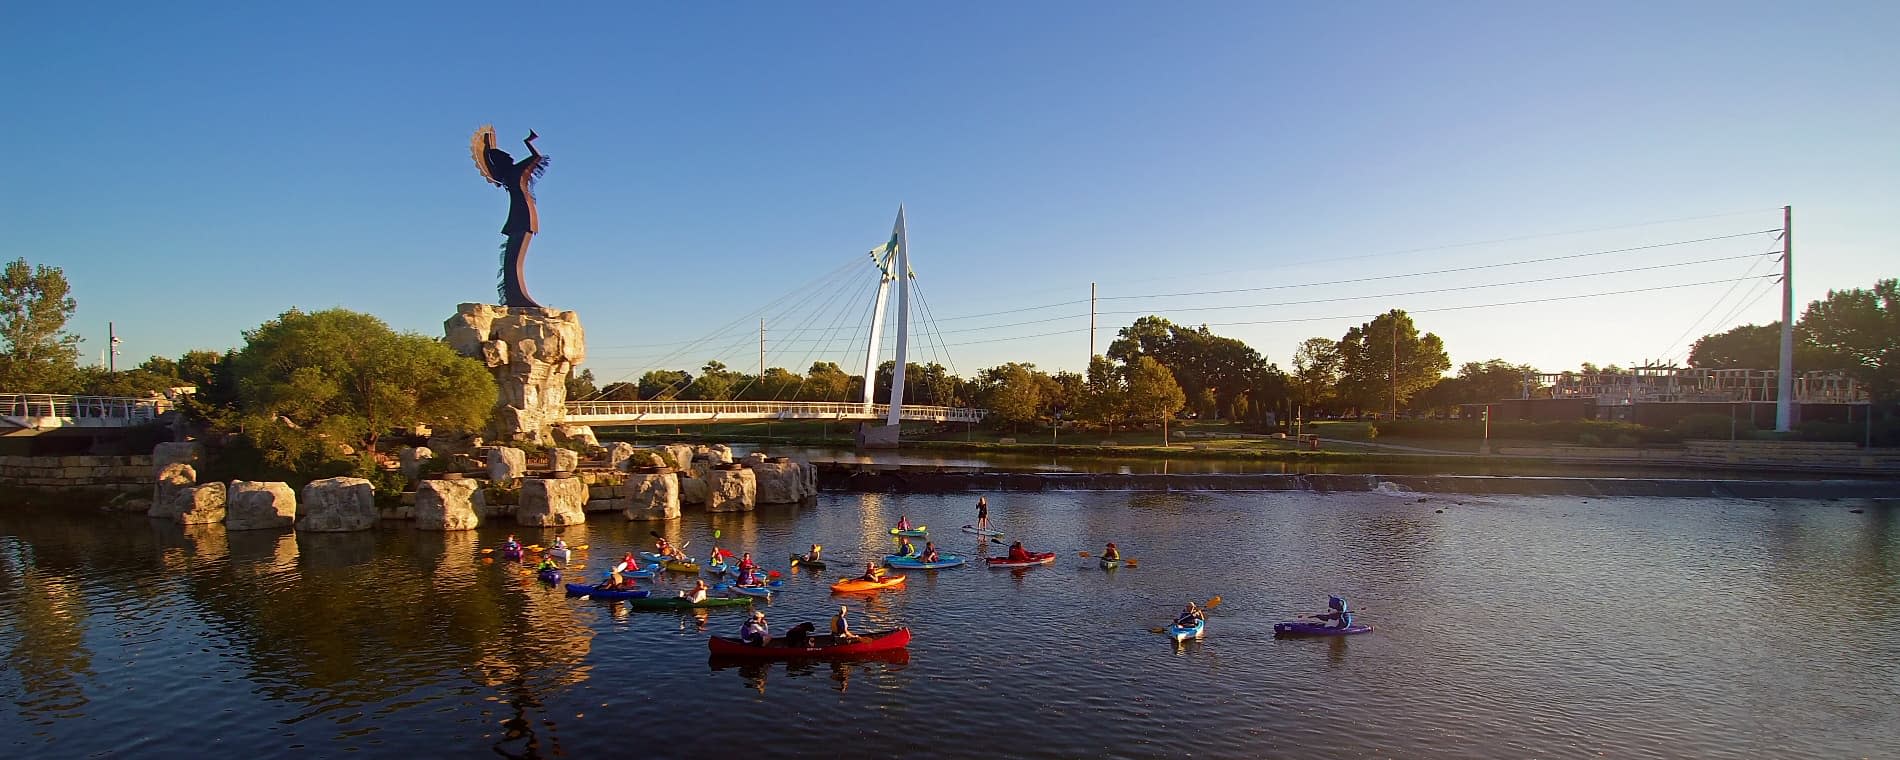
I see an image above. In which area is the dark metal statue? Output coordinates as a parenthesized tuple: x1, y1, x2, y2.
(471, 125, 549, 308)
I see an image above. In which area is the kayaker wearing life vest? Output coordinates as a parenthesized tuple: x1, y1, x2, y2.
(919, 541, 941, 563)
(1308, 596, 1354, 629)
(831, 605, 856, 640)
(976, 496, 990, 530)
(895, 515, 912, 530)
(1176, 602, 1205, 629)
(608, 552, 639, 589)
(1102, 543, 1121, 561)
(740, 611, 770, 646)
(502, 534, 521, 551)
(1006, 541, 1032, 562)
(799, 544, 823, 564)
(683, 579, 709, 603)
(896, 537, 918, 558)
(655, 537, 685, 561)
(550, 536, 568, 552)
(858, 562, 886, 582)
(534, 556, 558, 573)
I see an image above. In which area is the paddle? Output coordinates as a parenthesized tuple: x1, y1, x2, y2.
(1149, 596, 1222, 634)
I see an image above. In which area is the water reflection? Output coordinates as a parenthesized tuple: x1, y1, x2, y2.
(706, 651, 911, 694)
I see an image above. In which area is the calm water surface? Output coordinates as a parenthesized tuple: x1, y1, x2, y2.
(2, 491, 1895, 758)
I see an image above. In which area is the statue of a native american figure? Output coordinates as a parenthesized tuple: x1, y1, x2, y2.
(471, 125, 549, 308)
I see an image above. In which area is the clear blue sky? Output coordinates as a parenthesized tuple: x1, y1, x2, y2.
(6, 2, 1896, 387)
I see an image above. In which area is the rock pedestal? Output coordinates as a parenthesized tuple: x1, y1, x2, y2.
(660, 444, 695, 470)
(487, 447, 527, 481)
(551, 448, 580, 473)
(297, 477, 378, 532)
(624, 471, 681, 521)
(415, 479, 481, 531)
(517, 478, 588, 526)
(226, 481, 297, 530)
(151, 462, 197, 517)
(607, 442, 637, 470)
(704, 466, 757, 513)
(445, 303, 586, 444)
(745, 456, 817, 504)
(166, 483, 226, 525)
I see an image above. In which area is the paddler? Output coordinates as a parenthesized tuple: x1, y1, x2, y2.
(682, 579, 709, 603)
(739, 610, 770, 647)
(858, 562, 886, 582)
(831, 605, 857, 640)
(1307, 596, 1354, 629)
(1102, 542, 1121, 562)
(896, 537, 918, 558)
(502, 534, 521, 551)
(976, 496, 990, 530)
(608, 551, 639, 589)
(1175, 601, 1205, 629)
(919, 541, 941, 563)
(550, 536, 568, 552)
(895, 515, 912, 531)
(798, 544, 823, 564)
(1006, 541, 1032, 562)
(534, 555, 558, 573)
(655, 536, 685, 561)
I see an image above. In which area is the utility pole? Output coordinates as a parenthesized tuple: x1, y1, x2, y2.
(1089, 282, 1097, 361)
(1775, 205, 1794, 433)
(108, 322, 120, 373)
(759, 318, 766, 377)
(1389, 321, 1399, 420)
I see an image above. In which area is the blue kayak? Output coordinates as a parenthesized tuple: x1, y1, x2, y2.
(1274, 621, 1371, 636)
(1168, 619, 1206, 642)
(564, 583, 650, 599)
(883, 554, 967, 570)
(537, 568, 561, 584)
(889, 527, 928, 537)
(721, 584, 775, 598)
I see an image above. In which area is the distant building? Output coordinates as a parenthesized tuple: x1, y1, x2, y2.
(1465, 368, 1870, 428)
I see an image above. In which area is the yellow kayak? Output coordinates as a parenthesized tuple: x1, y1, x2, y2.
(830, 575, 907, 593)
(662, 559, 701, 573)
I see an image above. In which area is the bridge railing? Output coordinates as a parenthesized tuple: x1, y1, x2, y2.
(564, 400, 986, 423)
(0, 394, 172, 424)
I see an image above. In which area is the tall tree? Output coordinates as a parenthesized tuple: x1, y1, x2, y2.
(801, 361, 854, 401)
(1124, 356, 1186, 444)
(565, 368, 599, 400)
(1108, 317, 1268, 419)
(683, 361, 741, 401)
(1291, 337, 1343, 413)
(1800, 278, 1900, 402)
(637, 369, 692, 400)
(1079, 355, 1127, 431)
(230, 308, 496, 451)
(0, 258, 81, 392)
(1336, 309, 1451, 415)
(975, 362, 1043, 432)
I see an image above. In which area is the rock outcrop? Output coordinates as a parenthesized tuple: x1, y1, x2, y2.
(745, 456, 817, 504)
(297, 477, 378, 532)
(704, 466, 756, 513)
(517, 477, 587, 526)
(624, 471, 681, 521)
(445, 303, 586, 444)
(487, 447, 527, 481)
(152, 462, 197, 517)
(225, 481, 297, 530)
(169, 482, 226, 525)
(414, 479, 481, 531)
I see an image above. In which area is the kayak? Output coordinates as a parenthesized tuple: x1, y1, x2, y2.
(884, 554, 967, 570)
(1168, 619, 1206, 642)
(545, 547, 571, 563)
(564, 583, 650, 600)
(623, 595, 753, 610)
(705, 561, 731, 576)
(537, 568, 562, 584)
(986, 552, 1056, 568)
(1100, 558, 1121, 569)
(889, 527, 928, 537)
(499, 545, 523, 561)
(608, 563, 661, 579)
(961, 525, 1005, 538)
(1274, 622, 1372, 636)
(707, 627, 911, 658)
(662, 560, 701, 573)
(723, 584, 775, 598)
(790, 554, 827, 570)
(830, 575, 907, 593)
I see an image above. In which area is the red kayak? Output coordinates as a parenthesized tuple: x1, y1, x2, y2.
(985, 552, 1056, 568)
(707, 627, 912, 658)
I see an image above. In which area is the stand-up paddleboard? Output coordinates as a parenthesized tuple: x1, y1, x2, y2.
(962, 525, 1005, 538)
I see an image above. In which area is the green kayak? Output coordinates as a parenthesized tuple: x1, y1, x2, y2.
(622, 595, 754, 610)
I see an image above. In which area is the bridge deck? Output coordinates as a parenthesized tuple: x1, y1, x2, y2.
(1, 394, 172, 434)
(564, 400, 984, 425)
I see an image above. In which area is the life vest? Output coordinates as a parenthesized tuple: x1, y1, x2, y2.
(831, 615, 849, 636)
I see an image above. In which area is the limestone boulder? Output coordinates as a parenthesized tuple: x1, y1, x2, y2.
(169, 482, 226, 525)
(297, 477, 378, 532)
(551, 448, 580, 473)
(226, 481, 296, 530)
(400, 446, 434, 482)
(517, 478, 587, 526)
(704, 467, 756, 513)
(624, 471, 680, 521)
(607, 442, 637, 470)
(661, 444, 695, 471)
(444, 302, 508, 357)
(555, 425, 598, 449)
(414, 479, 481, 531)
(697, 444, 734, 464)
(678, 473, 708, 505)
(750, 459, 810, 504)
(152, 462, 197, 516)
(152, 441, 203, 476)
(487, 447, 527, 481)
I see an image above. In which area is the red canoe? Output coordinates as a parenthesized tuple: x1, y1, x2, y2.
(707, 627, 912, 658)
(985, 552, 1056, 568)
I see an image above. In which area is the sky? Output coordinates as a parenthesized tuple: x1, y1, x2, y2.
(5, 2, 1896, 389)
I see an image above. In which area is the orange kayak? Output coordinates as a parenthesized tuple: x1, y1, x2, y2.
(830, 575, 907, 593)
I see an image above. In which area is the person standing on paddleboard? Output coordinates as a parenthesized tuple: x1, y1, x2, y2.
(976, 496, 990, 530)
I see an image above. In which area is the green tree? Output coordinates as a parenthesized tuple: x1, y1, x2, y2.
(0, 258, 81, 392)
(637, 369, 692, 400)
(683, 361, 740, 401)
(1336, 309, 1451, 416)
(1800, 278, 1900, 402)
(737, 367, 803, 400)
(1291, 337, 1342, 413)
(800, 361, 854, 401)
(566, 368, 599, 400)
(230, 308, 496, 452)
(1124, 355, 1186, 444)
(975, 362, 1043, 432)
(1079, 355, 1127, 431)
(1107, 317, 1267, 419)
(596, 381, 640, 401)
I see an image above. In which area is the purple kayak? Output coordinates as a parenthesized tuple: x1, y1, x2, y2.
(1274, 621, 1371, 636)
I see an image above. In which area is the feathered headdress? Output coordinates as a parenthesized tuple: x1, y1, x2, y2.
(470, 124, 501, 187)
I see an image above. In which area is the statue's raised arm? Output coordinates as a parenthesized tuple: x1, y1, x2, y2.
(470, 124, 551, 308)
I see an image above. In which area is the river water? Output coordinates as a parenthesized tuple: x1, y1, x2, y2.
(2, 491, 1895, 758)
